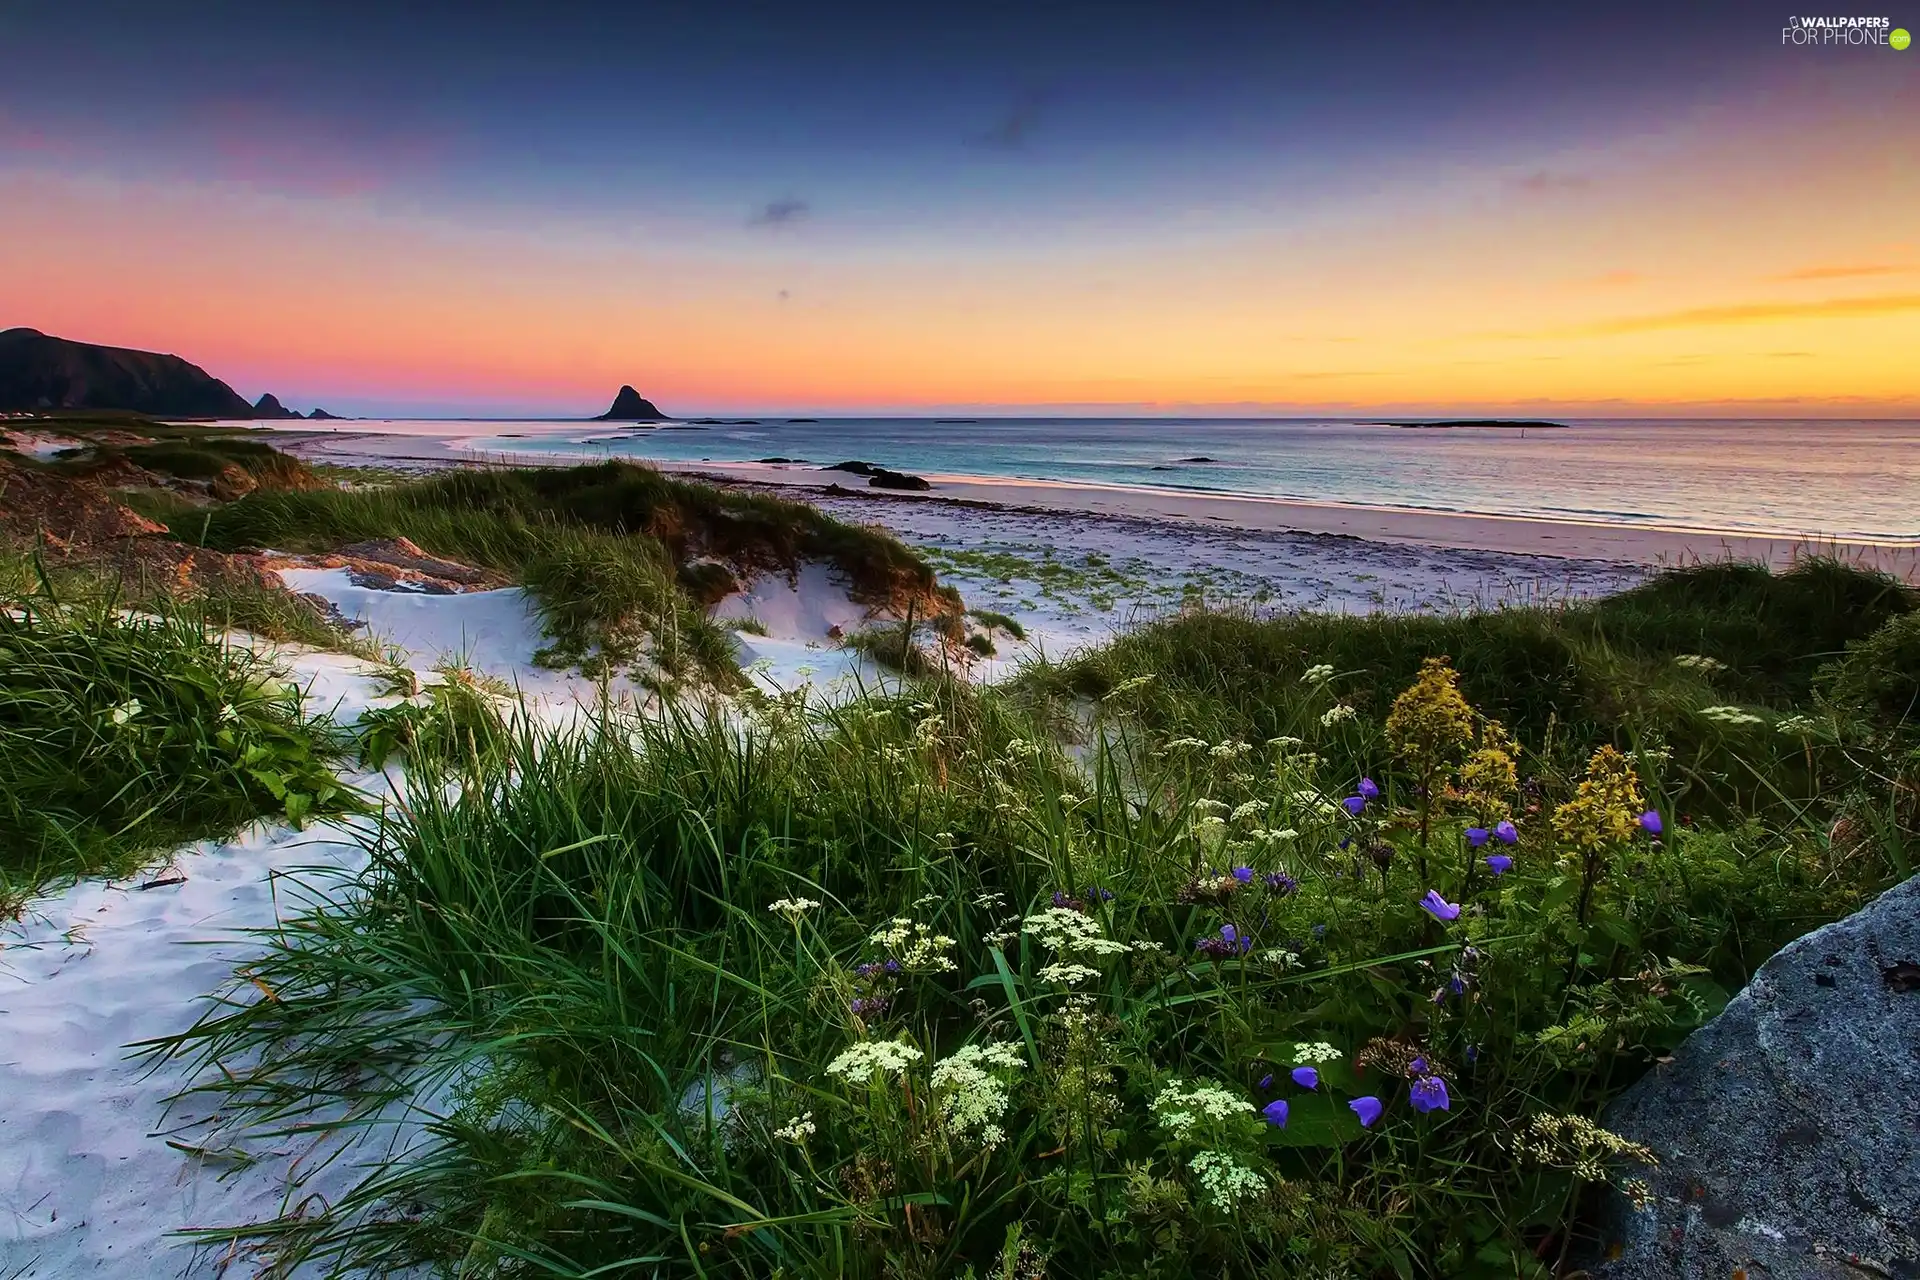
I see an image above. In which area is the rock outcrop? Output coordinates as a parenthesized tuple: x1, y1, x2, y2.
(0, 328, 260, 418)
(1592, 873, 1920, 1279)
(252, 393, 302, 419)
(594, 386, 668, 421)
(307, 407, 341, 420)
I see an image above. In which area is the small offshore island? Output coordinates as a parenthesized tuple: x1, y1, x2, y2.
(1380, 418, 1572, 429)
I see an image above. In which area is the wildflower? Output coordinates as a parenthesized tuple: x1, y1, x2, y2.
(931, 1042, 1025, 1147)
(1409, 1056, 1428, 1073)
(1257, 947, 1301, 968)
(1552, 746, 1646, 850)
(1195, 923, 1252, 959)
(1292, 1041, 1342, 1064)
(1258, 1073, 1274, 1090)
(1082, 885, 1116, 903)
(1302, 663, 1335, 684)
(1638, 810, 1663, 836)
(1419, 890, 1461, 922)
(107, 699, 142, 727)
(773, 1112, 816, 1143)
(1674, 653, 1727, 672)
(1291, 1066, 1319, 1090)
(1485, 853, 1514, 876)
(1210, 739, 1252, 760)
(1494, 819, 1519, 845)
(1357, 777, 1380, 799)
(1263, 870, 1298, 895)
(849, 995, 891, 1017)
(868, 917, 959, 972)
(1230, 800, 1266, 824)
(1700, 704, 1764, 727)
(1409, 1076, 1451, 1113)
(1320, 703, 1357, 727)
(1466, 827, 1490, 848)
(1262, 1099, 1290, 1127)
(1459, 719, 1520, 818)
(1037, 962, 1101, 986)
(1023, 907, 1129, 956)
(1775, 713, 1820, 737)
(826, 1038, 925, 1084)
(1385, 657, 1475, 781)
(1231, 865, 1254, 885)
(767, 897, 821, 921)
(1342, 794, 1367, 816)
(1153, 1078, 1255, 1138)
(1465, 1044, 1479, 1063)
(1349, 1096, 1384, 1127)
(1189, 1151, 1265, 1210)
(1102, 672, 1158, 699)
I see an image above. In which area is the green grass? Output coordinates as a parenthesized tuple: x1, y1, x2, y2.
(184, 462, 957, 686)
(146, 560, 1918, 1279)
(0, 588, 355, 911)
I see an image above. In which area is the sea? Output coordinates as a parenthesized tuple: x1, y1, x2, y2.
(312, 417, 1920, 545)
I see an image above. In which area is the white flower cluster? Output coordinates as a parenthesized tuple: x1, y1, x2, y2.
(1248, 827, 1300, 845)
(1775, 714, 1821, 737)
(930, 1042, 1025, 1147)
(1161, 736, 1210, 753)
(1230, 800, 1267, 824)
(773, 1111, 816, 1143)
(766, 897, 821, 921)
(826, 1038, 925, 1083)
(1292, 1041, 1343, 1064)
(1266, 735, 1305, 748)
(1673, 653, 1727, 672)
(1152, 1077, 1255, 1138)
(1700, 704, 1764, 727)
(1291, 789, 1340, 818)
(1257, 948, 1301, 969)
(1022, 908, 1128, 957)
(868, 917, 959, 972)
(1320, 703, 1357, 727)
(1037, 962, 1101, 986)
(1302, 663, 1335, 684)
(1210, 739, 1252, 760)
(1189, 1150, 1266, 1210)
(1003, 738, 1043, 760)
(107, 699, 142, 727)
(1192, 798, 1231, 815)
(1102, 673, 1158, 700)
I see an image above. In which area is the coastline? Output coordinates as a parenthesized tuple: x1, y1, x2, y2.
(281, 429, 1920, 580)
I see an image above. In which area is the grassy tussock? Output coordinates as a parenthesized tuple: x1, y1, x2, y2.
(0, 591, 353, 910)
(189, 462, 957, 684)
(149, 561, 1918, 1277)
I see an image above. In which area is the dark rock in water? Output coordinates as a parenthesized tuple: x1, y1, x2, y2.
(1592, 872, 1920, 1279)
(757, 456, 806, 464)
(868, 468, 931, 491)
(822, 460, 882, 477)
(785, 417, 818, 423)
(594, 385, 669, 421)
(0, 327, 259, 417)
(252, 393, 302, 420)
(307, 407, 341, 420)
(1174, 456, 1219, 463)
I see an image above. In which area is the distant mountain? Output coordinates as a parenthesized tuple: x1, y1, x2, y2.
(0, 328, 261, 418)
(307, 407, 342, 420)
(252, 393, 303, 420)
(595, 385, 669, 421)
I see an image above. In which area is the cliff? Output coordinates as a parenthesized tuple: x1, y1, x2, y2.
(594, 385, 669, 421)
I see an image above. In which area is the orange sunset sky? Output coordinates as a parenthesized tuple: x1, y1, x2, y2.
(2, 3, 1916, 417)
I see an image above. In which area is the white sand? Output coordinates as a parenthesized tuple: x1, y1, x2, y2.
(0, 650, 400, 1279)
(715, 562, 894, 695)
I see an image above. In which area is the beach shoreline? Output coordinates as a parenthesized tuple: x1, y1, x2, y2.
(279, 428, 1920, 580)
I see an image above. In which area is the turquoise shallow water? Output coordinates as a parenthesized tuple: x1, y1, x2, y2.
(343, 417, 1920, 543)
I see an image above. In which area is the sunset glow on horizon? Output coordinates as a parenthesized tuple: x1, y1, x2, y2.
(3, 3, 1915, 417)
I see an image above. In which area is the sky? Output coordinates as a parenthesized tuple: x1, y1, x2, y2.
(2, 0, 1916, 417)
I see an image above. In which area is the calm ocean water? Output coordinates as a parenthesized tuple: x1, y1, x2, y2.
(340, 417, 1920, 543)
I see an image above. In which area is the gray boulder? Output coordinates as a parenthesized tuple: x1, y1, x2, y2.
(1594, 873, 1920, 1279)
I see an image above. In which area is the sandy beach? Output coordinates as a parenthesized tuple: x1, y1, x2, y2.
(283, 429, 1920, 582)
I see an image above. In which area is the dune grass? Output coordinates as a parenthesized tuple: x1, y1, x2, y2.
(0, 586, 354, 912)
(147, 559, 1917, 1278)
(182, 462, 955, 686)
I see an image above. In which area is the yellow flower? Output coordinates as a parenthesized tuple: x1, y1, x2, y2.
(1458, 719, 1520, 820)
(1386, 657, 1476, 779)
(1551, 746, 1645, 851)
